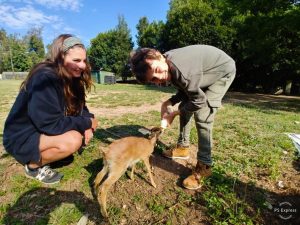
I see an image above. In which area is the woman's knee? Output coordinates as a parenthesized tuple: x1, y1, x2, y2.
(61, 131, 83, 153)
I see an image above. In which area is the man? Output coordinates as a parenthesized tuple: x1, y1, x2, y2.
(130, 45, 236, 190)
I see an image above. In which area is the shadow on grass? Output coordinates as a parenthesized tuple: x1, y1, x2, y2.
(224, 91, 300, 113)
(85, 158, 103, 200)
(194, 167, 300, 225)
(50, 154, 74, 169)
(115, 81, 176, 94)
(2, 187, 107, 225)
(143, 84, 176, 94)
(94, 124, 146, 142)
(292, 158, 300, 172)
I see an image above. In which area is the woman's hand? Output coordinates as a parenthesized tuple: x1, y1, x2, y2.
(84, 117, 98, 145)
(90, 117, 98, 131)
(84, 128, 94, 145)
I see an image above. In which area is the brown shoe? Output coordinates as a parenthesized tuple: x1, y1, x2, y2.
(183, 161, 212, 190)
(162, 146, 189, 159)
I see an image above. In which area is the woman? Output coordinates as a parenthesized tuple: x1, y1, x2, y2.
(3, 34, 98, 184)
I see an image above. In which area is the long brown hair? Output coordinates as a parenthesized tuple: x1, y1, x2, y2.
(21, 34, 93, 116)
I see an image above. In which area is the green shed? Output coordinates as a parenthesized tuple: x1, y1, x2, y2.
(91, 70, 116, 84)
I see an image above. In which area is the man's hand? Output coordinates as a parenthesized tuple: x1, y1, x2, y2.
(162, 110, 180, 126)
(161, 100, 172, 119)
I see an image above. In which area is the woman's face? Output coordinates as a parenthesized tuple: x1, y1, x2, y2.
(63, 46, 87, 78)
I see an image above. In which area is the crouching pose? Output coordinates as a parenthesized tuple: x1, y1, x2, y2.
(130, 45, 236, 190)
(3, 34, 98, 184)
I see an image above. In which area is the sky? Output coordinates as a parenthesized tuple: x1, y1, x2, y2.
(0, 0, 171, 48)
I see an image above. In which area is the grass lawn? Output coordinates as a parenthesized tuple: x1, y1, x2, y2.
(0, 80, 299, 224)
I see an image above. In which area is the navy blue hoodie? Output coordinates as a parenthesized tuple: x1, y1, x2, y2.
(3, 65, 93, 164)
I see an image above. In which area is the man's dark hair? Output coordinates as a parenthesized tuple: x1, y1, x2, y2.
(130, 48, 161, 83)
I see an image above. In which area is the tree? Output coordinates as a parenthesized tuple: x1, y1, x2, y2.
(0, 30, 32, 72)
(113, 15, 134, 79)
(26, 27, 45, 57)
(10, 38, 32, 72)
(24, 27, 45, 65)
(136, 18, 165, 51)
(162, 0, 234, 52)
(88, 15, 134, 79)
(226, 0, 294, 16)
(136, 17, 149, 47)
(0, 28, 46, 73)
(0, 29, 9, 73)
(230, 0, 300, 94)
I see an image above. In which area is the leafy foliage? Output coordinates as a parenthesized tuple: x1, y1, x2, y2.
(88, 15, 134, 78)
(162, 0, 235, 52)
(25, 27, 45, 59)
(0, 27, 45, 73)
(231, 1, 300, 93)
(136, 17, 149, 47)
(136, 17, 165, 51)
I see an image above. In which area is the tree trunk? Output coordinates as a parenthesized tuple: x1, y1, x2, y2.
(285, 80, 292, 95)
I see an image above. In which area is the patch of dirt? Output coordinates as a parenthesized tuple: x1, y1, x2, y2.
(224, 91, 300, 103)
(0, 156, 22, 205)
(88, 102, 164, 118)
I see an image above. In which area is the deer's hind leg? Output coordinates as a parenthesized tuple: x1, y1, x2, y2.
(94, 160, 109, 192)
(98, 165, 126, 217)
(129, 164, 136, 180)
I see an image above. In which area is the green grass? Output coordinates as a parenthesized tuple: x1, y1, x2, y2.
(87, 83, 174, 108)
(48, 203, 82, 225)
(0, 80, 22, 143)
(0, 80, 299, 224)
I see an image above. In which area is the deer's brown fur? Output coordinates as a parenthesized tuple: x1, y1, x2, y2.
(94, 127, 162, 217)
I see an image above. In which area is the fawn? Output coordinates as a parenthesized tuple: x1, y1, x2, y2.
(94, 127, 163, 217)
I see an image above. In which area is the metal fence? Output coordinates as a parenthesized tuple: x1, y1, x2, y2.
(0, 71, 116, 85)
(1, 72, 28, 80)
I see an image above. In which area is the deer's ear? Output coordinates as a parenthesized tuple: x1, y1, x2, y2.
(150, 127, 161, 133)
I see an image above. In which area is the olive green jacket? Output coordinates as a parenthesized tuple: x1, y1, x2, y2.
(164, 45, 235, 112)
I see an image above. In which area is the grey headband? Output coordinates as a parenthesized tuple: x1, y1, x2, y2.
(62, 36, 84, 52)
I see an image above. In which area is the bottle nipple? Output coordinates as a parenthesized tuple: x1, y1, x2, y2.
(160, 119, 168, 129)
